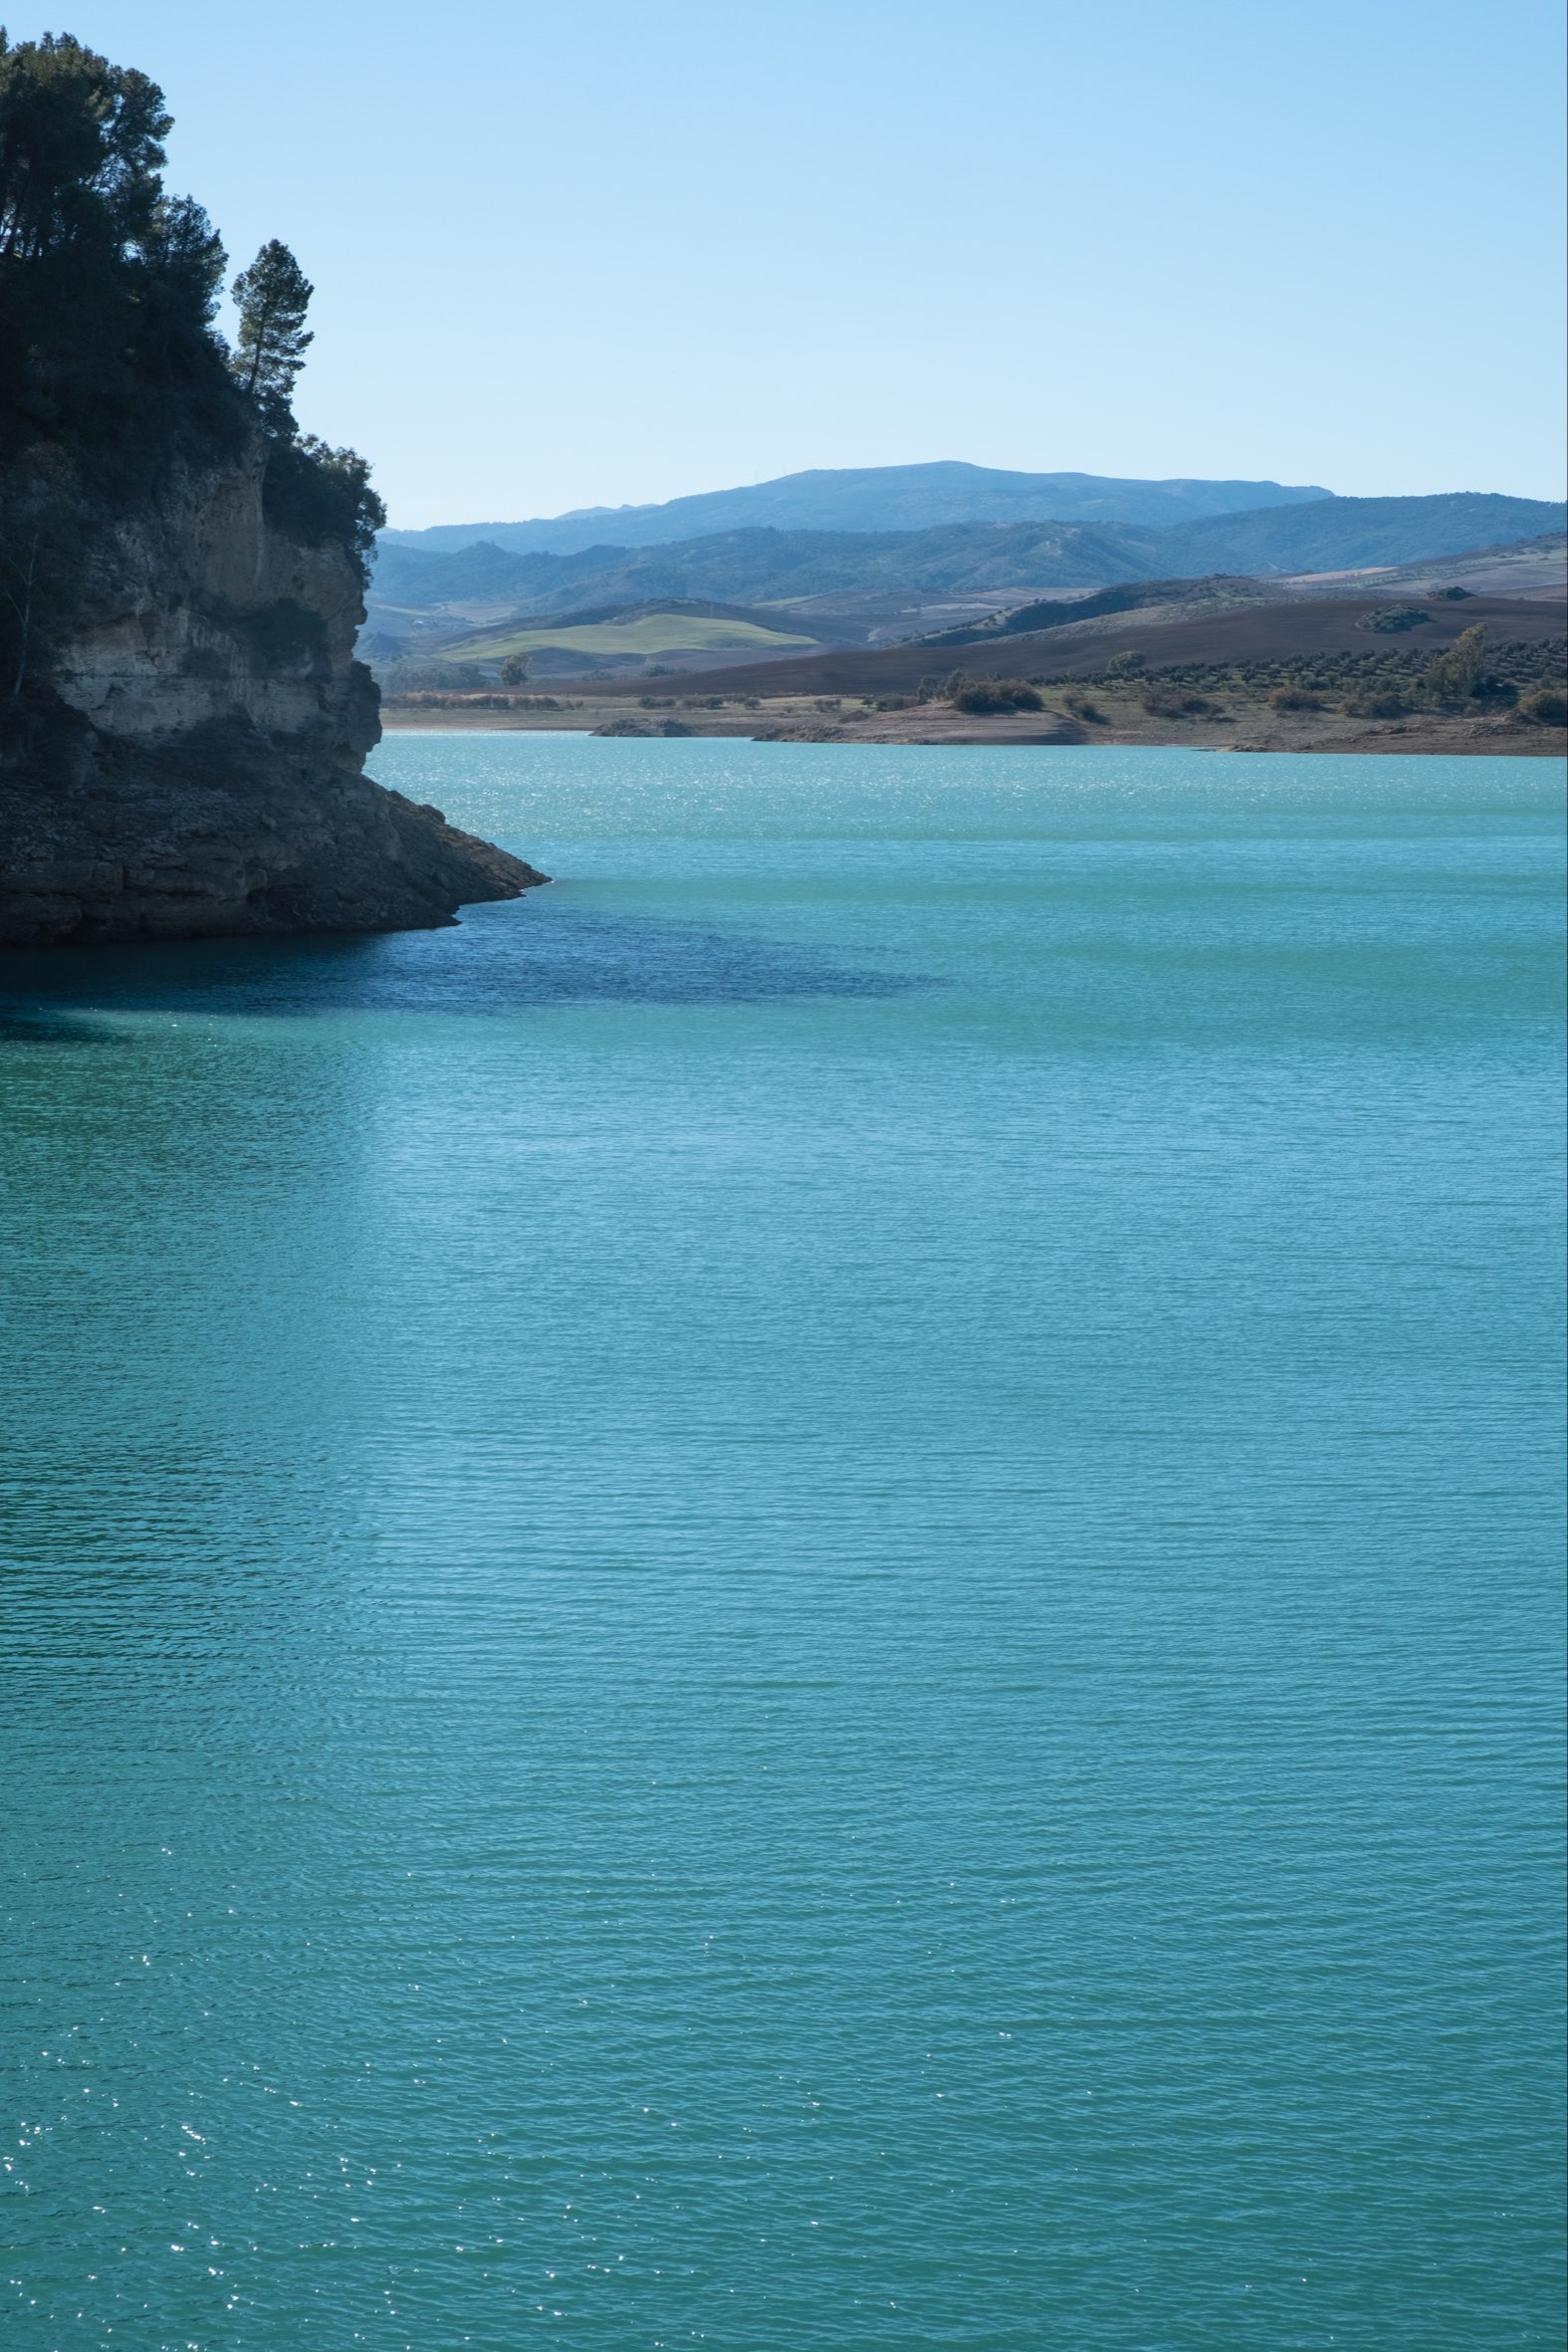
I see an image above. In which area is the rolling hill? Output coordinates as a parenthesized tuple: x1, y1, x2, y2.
(367, 520, 1153, 626)
(448, 602, 821, 673)
(379, 462, 1333, 556)
(368, 495, 1567, 649)
(1128, 494, 1563, 577)
(576, 592, 1567, 705)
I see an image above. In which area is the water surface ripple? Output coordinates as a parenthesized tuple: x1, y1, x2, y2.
(2, 739, 1563, 2349)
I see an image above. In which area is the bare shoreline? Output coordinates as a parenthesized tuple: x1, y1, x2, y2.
(380, 698, 1567, 758)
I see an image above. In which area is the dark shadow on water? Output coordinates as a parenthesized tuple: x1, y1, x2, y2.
(0, 893, 924, 1030)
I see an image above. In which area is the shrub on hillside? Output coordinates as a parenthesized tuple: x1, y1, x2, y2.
(1106, 649, 1146, 677)
(1060, 690, 1106, 722)
(952, 678, 1045, 713)
(1357, 605, 1431, 633)
(1517, 685, 1567, 724)
(1343, 690, 1410, 719)
(1267, 684, 1323, 711)
(261, 439, 384, 583)
(1145, 686, 1216, 716)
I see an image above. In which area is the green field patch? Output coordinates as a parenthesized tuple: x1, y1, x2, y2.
(452, 612, 818, 662)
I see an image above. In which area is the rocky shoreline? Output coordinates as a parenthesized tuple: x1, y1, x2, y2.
(1, 443, 547, 949)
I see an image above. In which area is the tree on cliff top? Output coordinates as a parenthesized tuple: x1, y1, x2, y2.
(0, 29, 383, 693)
(0, 29, 229, 468)
(0, 28, 168, 262)
(232, 240, 314, 425)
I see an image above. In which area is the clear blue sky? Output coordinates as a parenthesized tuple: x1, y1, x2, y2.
(42, 0, 1568, 525)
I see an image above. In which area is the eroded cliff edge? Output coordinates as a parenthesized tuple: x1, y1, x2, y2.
(0, 434, 547, 946)
(0, 31, 545, 950)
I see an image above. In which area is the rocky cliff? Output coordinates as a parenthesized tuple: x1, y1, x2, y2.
(0, 434, 546, 946)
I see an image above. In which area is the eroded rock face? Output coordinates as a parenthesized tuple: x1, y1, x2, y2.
(0, 441, 546, 946)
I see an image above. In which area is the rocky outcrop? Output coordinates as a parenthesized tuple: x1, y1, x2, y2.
(0, 437, 546, 946)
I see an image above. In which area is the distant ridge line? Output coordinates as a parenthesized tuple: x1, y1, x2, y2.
(381, 461, 1335, 558)
(369, 496, 1567, 628)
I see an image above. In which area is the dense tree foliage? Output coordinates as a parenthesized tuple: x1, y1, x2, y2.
(0, 32, 231, 480)
(949, 677, 1045, 714)
(0, 30, 382, 695)
(1420, 622, 1493, 706)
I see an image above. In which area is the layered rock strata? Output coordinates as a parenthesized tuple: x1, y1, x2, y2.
(0, 441, 546, 946)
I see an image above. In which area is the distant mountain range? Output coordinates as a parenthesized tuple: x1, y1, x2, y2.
(370, 493, 1567, 635)
(379, 462, 1334, 556)
(1137, 495, 1564, 577)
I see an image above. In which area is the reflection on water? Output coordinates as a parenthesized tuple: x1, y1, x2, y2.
(0, 892, 923, 1027)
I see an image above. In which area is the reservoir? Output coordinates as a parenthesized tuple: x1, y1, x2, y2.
(2, 739, 1563, 2348)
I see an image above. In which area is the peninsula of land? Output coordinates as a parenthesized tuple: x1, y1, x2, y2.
(0, 32, 543, 949)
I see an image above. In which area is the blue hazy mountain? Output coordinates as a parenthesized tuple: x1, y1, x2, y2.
(371, 493, 1565, 622)
(380, 462, 1334, 556)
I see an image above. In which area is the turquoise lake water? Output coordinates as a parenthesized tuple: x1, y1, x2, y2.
(1, 737, 1563, 2349)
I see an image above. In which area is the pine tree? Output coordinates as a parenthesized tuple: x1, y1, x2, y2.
(231, 240, 313, 422)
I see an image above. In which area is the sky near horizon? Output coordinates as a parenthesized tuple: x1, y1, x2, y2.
(38, 0, 1568, 526)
